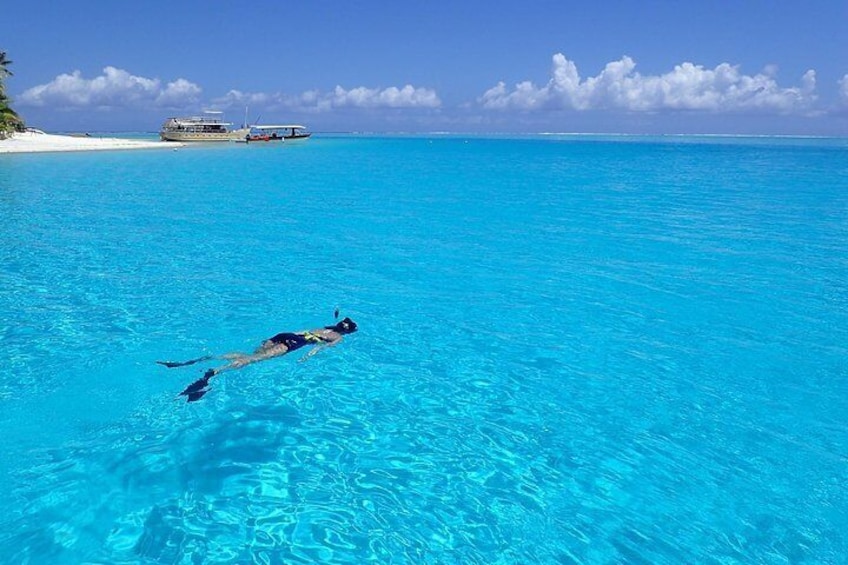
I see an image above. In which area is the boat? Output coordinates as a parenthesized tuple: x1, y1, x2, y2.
(159, 111, 250, 142)
(244, 124, 311, 143)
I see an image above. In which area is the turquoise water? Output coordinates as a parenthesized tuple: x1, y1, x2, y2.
(1, 135, 847, 563)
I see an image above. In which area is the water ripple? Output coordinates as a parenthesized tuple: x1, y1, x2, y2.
(1, 137, 846, 562)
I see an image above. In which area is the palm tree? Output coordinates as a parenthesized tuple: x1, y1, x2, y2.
(0, 51, 12, 101)
(0, 51, 11, 75)
(0, 106, 22, 137)
(0, 51, 24, 138)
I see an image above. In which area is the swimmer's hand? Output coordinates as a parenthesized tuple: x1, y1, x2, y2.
(298, 340, 341, 362)
(299, 345, 324, 362)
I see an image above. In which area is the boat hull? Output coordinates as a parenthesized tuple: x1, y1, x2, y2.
(160, 128, 250, 142)
(284, 133, 311, 141)
(244, 133, 312, 143)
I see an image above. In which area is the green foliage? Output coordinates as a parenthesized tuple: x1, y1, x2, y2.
(0, 107, 23, 139)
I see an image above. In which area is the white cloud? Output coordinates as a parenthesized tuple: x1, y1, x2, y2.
(17, 64, 441, 115)
(19, 67, 201, 108)
(329, 85, 440, 109)
(215, 89, 273, 107)
(839, 75, 848, 104)
(481, 54, 818, 114)
(156, 78, 202, 107)
(213, 84, 441, 113)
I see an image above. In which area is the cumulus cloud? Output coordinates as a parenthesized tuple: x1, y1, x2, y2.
(329, 85, 440, 109)
(211, 89, 276, 112)
(17, 64, 440, 115)
(214, 84, 441, 113)
(839, 75, 848, 105)
(18, 67, 201, 108)
(156, 78, 202, 107)
(481, 54, 817, 114)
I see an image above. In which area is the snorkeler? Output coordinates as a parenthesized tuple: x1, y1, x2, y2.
(158, 317, 358, 402)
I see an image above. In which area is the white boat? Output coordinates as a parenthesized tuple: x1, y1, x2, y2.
(159, 111, 250, 142)
(244, 124, 312, 143)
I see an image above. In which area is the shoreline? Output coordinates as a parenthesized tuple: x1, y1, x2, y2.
(0, 130, 182, 154)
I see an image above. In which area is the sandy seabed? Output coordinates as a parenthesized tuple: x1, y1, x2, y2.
(0, 130, 182, 154)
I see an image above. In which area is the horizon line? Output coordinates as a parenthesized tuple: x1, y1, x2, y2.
(40, 129, 848, 140)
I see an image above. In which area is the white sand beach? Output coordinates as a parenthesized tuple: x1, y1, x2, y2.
(0, 129, 181, 154)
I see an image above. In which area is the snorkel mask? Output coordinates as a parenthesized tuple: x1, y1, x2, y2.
(336, 317, 358, 334)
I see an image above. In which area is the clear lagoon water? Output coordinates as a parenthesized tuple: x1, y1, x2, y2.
(1, 134, 847, 563)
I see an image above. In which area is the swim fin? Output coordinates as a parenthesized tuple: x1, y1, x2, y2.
(185, 389, 209, 402)
(178, 369, 216, 402)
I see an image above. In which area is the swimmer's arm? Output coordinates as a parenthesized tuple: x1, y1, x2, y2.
(298, 337, 342, 362)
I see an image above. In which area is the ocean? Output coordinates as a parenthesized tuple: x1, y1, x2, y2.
(1, 134, 846, 563)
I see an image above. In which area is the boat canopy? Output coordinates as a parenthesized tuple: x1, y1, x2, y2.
(173, 119, 233, 124)
(251, 125, 307, 130)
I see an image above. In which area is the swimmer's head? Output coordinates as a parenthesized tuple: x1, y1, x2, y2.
(335, 317, 358, 334)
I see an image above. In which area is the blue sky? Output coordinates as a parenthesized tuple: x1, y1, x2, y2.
(4, 1, 848, 134)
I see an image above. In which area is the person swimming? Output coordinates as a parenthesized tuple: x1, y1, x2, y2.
(158, 317, 358, 402)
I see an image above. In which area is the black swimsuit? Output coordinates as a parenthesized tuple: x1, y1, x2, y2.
(267, 331, 329, 351)
(268, 332, 308, 351)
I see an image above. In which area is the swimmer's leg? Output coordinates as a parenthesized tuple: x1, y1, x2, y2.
(159, 351, 248, 370)
(156, 355, 214, 368)
(221, 353, 250, 360)
(177, 345, 290, 402)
